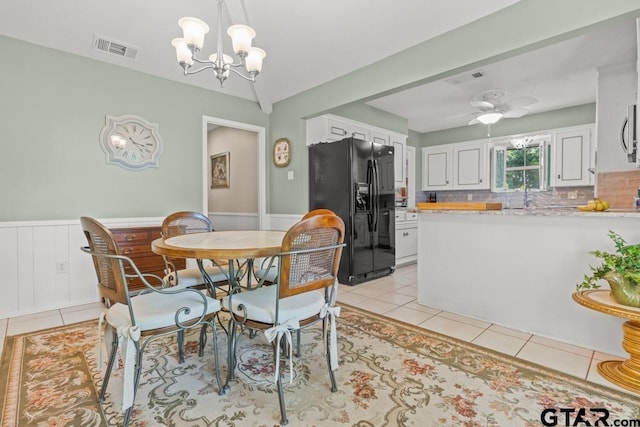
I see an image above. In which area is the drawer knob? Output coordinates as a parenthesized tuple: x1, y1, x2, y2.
(126, 234, 136, 241)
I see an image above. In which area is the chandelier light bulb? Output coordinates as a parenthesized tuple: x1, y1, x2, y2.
(171, 38, 194, 65)
(245, 48, 266, 73)
(227, 25, 256, 55)
(178, 17, 209, 50)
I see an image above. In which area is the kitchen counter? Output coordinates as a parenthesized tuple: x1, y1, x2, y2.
(417, 207, 640, 218)
(416, 209, 640, 357)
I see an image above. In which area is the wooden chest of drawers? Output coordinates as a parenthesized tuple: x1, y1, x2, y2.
(109, 226, 185, 292)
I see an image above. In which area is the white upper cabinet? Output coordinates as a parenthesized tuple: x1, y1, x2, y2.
(390, 133, 407, 186)
(370, 130, 389, 146)
(422, 140, 489, 191)
(422, 145, 452, 190)
(551, 126, 594, 187)
(452, 140, 490, 190)
(306, 114, 408, 186)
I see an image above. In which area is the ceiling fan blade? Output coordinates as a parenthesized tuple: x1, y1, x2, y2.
(469, 100, 494, 109)
(503, 108, 528, 118)
(468, 118, 480, 125)
(508, 96, 538, 109)
(445, 112, 477, 120)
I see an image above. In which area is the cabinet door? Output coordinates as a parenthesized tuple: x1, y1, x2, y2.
(351, 124, 371, 141)
(326, 118, 350, 141)
(453, 142, 489, 189)
(371, 130, 389, 146)
(396, 225, 417, 260)
(391, 136, 406, 186)
(422, 146, 452, 190)
(553, 128, 592, 187)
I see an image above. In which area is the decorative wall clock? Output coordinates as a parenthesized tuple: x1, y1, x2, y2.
(99, 114, 164, 171)
(273, 137, 291, 167)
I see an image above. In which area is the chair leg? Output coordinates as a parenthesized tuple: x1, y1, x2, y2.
(276, 334, 289, 425)
(209, 320, 224, 395)
(323, 318, 338, 393)
(99, 329, 119, 403)
(177, 330, 185, 363)
(276, 374, 289, 425)
(199, 323, 208, 357)
(224, 317, 238, 390)
(122, 341, 144, 427)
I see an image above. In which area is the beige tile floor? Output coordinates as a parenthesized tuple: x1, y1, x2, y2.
(0, 264, 637, 398)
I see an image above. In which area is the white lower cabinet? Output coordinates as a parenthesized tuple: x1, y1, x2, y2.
(395, 213, 417, 266)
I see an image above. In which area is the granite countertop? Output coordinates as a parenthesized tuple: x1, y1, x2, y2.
(417, 207, 640, 218)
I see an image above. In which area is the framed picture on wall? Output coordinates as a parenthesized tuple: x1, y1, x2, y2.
(211, 152, 230, 188)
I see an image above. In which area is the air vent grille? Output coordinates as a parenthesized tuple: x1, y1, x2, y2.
(92, 34, 138, 60)
(444, 70, 485, 86)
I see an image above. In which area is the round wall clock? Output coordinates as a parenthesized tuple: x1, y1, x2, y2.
(99, 114, 164, 171)
(273, 137, 291, 167)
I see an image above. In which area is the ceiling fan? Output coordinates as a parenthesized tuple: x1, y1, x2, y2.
(452, 89, 538, 125)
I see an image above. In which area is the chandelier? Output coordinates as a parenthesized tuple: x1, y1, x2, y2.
(171, 0, 266, 87)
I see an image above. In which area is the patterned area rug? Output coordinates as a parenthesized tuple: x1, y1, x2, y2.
(1, 305, 639, 426)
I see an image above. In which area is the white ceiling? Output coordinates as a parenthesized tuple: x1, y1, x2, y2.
(368, 18, 638, 133)
(0, 1, 636, 133)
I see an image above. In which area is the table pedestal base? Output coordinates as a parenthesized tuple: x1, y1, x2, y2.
(597, 320, 640, 394)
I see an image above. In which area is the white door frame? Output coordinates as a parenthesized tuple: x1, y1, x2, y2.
(202, 116, 267, 230)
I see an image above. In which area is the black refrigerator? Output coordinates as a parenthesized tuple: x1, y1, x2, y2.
(309, 137, 395, 285)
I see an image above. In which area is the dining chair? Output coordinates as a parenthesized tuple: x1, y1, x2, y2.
(80, 216, 223, 427)
(222, 214, 345, 425)
(161, 211, 230, 293)
(254, 208, 337, 284)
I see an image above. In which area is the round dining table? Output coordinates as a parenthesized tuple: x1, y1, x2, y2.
(151, 230, 286, 262)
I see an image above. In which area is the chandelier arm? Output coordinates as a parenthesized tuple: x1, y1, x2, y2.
(225, 67, 257, 82)
(183, 65, 217, 75)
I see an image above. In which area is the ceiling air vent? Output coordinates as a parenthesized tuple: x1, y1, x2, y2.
(92, 34, 138, 60)
(444, 70, 485, 86)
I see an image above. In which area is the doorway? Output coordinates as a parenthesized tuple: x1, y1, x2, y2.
(201, 116, 267, 230)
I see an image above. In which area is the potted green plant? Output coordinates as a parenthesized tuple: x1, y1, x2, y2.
(577, 230, 640, 307)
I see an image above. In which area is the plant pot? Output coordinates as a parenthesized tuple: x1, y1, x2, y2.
(604, 271, 640, 308)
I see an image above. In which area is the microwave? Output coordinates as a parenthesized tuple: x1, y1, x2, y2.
(621, 104, 637, 164)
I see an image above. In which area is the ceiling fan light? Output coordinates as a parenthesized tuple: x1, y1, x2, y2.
(477, 112, 503, 125)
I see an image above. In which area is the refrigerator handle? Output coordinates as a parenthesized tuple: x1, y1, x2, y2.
(367, 160, 374, 232)
(373, 159, 379, 232)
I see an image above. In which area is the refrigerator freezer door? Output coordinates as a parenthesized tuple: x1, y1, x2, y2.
(372, 143, 396, 271)
(352, 139, 375, 278)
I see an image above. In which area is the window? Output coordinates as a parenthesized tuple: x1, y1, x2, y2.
(491, 136, 550, 192)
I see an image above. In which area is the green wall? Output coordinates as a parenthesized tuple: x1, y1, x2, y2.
(0, 36, 268, 221)
(1, 0, 638, 221)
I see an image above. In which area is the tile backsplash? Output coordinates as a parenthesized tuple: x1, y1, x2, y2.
(417, 187, 595, 209)
(596, 170, 640, 209)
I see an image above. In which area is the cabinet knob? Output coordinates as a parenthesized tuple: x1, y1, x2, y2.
(446, 180, 449, 184)
(557, 174, 561, 179)
(479, 178, 483, 183)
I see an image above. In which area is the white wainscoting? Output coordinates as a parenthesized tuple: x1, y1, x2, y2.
(265, 214, 303, 231)
(208, 212, 259, 231)
(0, 214, 304, 319)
